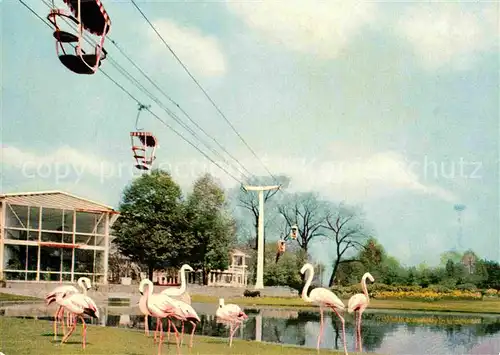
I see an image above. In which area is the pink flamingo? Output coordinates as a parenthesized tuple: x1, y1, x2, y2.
(215, 298, 248, 347)
(300, 263, 348, 354)
(57, 290, 99, 349)
(348, 272, 375, 352)
(161, 264, 194, 341)
(140, 278, 182, 355)
(165, 299, 200, 349)
(45, 276, 91, 340)
(138, 281, 153, 337)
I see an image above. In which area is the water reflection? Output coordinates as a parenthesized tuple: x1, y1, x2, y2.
(1, 301, 499, 354)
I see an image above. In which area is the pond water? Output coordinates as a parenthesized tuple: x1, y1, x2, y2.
(1, 301, 499, 354)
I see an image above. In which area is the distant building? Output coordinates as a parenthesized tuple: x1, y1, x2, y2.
(0, 191, 119, 284)
(151, 249, 251, 287)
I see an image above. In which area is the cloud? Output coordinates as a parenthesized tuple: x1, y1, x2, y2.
(1, 145, 116, 184)
(226, 0, 377, 59)
(259, 150, 458, 203)
(146, 19, 226, 77)
(397, 3, 499, 70)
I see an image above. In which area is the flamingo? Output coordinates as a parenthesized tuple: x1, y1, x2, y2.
(166, 299, 200, 349)
(347, 272, 375, 352)
(215, 298, 248, 347)
(161, 264, 194, 342)
(300, 263, 348, 354)
(45, 276, 91, 340)
(57, 290, 99, 349)
(140, 278, 182, 355)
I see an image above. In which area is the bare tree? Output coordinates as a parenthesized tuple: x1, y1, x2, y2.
(277, 192, 328, 254)
(323, 204, 368, 287)
(237, 175, 290, 250)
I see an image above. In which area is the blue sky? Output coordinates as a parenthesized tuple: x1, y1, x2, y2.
(1, 1, 499, 269)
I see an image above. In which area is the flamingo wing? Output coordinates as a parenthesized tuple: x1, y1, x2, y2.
(311, 288, 345, 310)
(45, 285, 79, 305)
(347, 293, 368, 313)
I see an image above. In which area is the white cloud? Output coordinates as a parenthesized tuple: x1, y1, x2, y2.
(397, 3, 499, 70)
(1, 145, 115, 183)
(226, 0, 377, 59)
(146, 19, 226, 77)
(260, 150, 457, 203)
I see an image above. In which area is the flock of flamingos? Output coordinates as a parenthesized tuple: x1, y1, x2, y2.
(45, 262, 374, 355)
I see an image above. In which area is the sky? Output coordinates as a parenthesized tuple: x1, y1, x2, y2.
(1, 1, 499, 271)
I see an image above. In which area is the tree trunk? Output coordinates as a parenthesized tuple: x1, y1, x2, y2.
(148, 266, 154, 282)
(202, 268, 209, 285)
(329, 260, 340, 287)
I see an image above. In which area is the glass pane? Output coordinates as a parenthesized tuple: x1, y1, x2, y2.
(26, 272, 37, 281)
(94, 251, 104, 273)
(62, 249, 72, 273)
(75, 234, 95, 245)
(75, 211, 101, 234)
(63, 234, 73, 244)
(40, 246, 63, 273)
(28, 206, 40, 229)
(5, 204, 28, 228)
(41, 232, 63, 243)
(4, 245, 38, 271)
(74, 249, 94, 273)
(3, 228, 36, 241)
(62, 210, 74, 232)
(4, 271, 24, 280)
(41, 208, 64, 231)
(40, 272, 59, 281)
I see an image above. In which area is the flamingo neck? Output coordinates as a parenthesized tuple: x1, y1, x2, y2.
(77, 278, 87, 295)
(301, 266, 313, 303)
(361, 274, 369, 301)
(178, 267, 187, 293)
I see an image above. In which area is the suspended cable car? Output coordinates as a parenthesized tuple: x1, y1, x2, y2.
(130, 104, 158, 171)
(47, 0, 111, 74)
(275, 239, 286, 263)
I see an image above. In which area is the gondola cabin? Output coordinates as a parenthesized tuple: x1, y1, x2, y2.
(47, 0, 111, 74)
(130, 131, 158, 171)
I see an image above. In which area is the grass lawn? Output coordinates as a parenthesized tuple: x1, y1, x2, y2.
(0, 317, 377, 355)
(191, 295, 500, 314)
(0, 292, 40, 302)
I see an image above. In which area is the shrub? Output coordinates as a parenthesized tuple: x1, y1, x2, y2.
(456, 283, 478, 291)
(0, 280, 5, 288)
(428, 284, 451, 293)
(243, 290, 260, 297)
(484, 288, 498, 297)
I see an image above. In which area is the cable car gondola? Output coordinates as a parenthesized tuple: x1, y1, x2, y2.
(47, 0, 111, 74)
(130, 104, 158, 171)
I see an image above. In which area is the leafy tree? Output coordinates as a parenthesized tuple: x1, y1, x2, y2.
(263, 242, 307, 291)
(323, 203, 368, 286)
(185, 173, 236, 285)
(112, 169, 187, 279)
(277, 191, 329, 253)
(480, 259, 500, 289)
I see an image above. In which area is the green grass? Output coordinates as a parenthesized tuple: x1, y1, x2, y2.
(0, 317, 379, 355)
(0, 292, 40, 302)
(191, 295, 500, 314)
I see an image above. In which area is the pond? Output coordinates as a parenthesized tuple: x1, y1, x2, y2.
(1, 301, 499, 354)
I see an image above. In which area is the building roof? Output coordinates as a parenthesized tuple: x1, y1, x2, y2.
(232, 249, 251, 257)
(0, 191, 118, 213)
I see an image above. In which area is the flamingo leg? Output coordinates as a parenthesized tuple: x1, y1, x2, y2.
(317, 306, 324, 350)
(158, 318, 164, 355)
(154, 318, 160, 343)
(358, 310, 363, 352)
(54, 306, 62, 340)
(229, 323, 234, 347)
(167, 318, 171, 344)
(353, 310, 358, 351)
(61, 314, 77, 344)
(333, 308, 348, 355)
(145, 314, 149, 336)
(230, 322, 240, 344)
(170, 321, 181, 355)
(189, 321, 196, 349)
(180, 321, 184, 346)
(80, 315, 87, 349)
